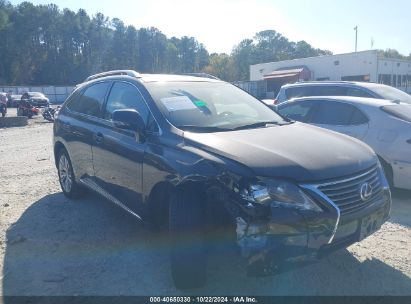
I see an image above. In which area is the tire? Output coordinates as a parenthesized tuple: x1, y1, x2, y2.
(169, 187, 207, 289)
(57, 149, 83, 199)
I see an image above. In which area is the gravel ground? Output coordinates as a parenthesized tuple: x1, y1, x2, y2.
(1, 114, 411, 296)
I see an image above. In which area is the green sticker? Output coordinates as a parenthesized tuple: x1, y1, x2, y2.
(194, 100, 207, 107)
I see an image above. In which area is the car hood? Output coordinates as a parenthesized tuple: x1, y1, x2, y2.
(183, 122, 376, 183)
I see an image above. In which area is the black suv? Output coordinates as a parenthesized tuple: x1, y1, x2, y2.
(54, 70, 392, 289)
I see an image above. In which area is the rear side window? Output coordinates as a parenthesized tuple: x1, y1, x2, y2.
(314, 86, 347, 96)
(285, 87, 316, 99)
(311, 101, 368, 125)
(346, 88, 374, 98)
(350, 108, 369, 124)
(68, 82, 111, 117)
(285, 86, 348, 99)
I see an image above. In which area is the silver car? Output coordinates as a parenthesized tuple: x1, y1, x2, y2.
(275, 81, 411, 105)
(277, 96, 411, 190)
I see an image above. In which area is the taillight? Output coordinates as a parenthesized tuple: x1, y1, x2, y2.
(273, 99, 279, 105)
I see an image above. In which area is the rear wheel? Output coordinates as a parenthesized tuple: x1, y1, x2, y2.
(169, 187, 207, 289)
(57, 149, 83, 199)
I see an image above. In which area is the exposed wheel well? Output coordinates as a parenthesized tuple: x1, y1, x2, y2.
(147, 182, 173, 229)
(147, 181, 207, 229)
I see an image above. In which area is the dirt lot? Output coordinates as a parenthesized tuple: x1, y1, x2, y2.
(1, 115, 411, 296)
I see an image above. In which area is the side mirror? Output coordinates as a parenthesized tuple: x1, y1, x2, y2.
(112, 109, 145, 133)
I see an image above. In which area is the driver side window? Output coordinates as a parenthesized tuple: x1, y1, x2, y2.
(104, 82, 159, 132)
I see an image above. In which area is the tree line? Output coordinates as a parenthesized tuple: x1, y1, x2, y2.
(0, 1, 409, 85)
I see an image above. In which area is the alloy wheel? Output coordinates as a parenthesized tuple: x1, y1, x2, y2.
(59, 154, 73, 193)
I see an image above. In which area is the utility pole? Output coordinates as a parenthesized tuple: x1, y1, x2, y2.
(354, 26, 358, 52)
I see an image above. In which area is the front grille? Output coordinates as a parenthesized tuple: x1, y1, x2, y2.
(317, 165, 383, 215)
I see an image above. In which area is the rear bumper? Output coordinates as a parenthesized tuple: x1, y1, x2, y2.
(237, 188, 391, 276)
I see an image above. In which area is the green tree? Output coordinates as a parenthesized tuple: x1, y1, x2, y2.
(203, 53, 235, 81)
(0, 1, 333, 85)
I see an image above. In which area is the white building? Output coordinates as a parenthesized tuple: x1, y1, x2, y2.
(249, 50, 411, 97)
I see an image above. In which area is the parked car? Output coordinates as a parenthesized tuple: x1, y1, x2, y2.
(275, 81, 411, 105)
(277, 96, 411, 190)
(9, 94, 22, 107)
(0, 93, 7, 117)
(54, 70, 391, 289)
(21, 92, 50, 107)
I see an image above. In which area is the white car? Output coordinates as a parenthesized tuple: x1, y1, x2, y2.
(277, 96, 411, 190)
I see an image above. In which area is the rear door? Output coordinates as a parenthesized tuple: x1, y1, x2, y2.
(61, 82, 111, 179)
(308, 100, 369, 139)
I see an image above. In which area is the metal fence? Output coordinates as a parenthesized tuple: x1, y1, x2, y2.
(233, 80, 267, 99)
(0, 86, 74, 104)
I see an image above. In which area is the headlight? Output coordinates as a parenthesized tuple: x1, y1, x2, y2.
(241, 179, 322, 212)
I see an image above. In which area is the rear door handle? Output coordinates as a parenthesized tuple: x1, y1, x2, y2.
(94, 132, 104, 144)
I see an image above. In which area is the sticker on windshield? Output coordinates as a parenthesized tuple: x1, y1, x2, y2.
(194, 100, 207, 107)
(161, 96, 197, 112)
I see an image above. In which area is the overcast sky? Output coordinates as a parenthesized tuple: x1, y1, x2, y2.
(10, 0, 411, 56)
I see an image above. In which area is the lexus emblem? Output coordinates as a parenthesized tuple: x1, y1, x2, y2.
(360, 183, 373, 201)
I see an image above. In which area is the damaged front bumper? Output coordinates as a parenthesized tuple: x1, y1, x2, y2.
(236, 188, 392, 276)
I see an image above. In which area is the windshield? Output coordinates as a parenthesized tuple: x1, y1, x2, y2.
(146, 82, 286, 131)
(369, 85, 411, 104)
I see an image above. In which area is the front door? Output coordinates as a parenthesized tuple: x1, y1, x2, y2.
(91, 81, 153, 214)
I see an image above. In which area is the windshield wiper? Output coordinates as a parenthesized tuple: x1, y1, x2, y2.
(176, 125, 231, 133)
(232, 120, 291, 131)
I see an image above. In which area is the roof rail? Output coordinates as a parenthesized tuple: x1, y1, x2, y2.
(85, 70, 141, 82)
(294, 80, 357, 85)
(182, 73, 220, 80)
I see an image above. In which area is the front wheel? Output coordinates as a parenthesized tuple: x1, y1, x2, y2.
(169, 187, 207, 289)
(57, 149, 83, 199)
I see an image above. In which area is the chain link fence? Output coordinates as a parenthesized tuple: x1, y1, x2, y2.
(0, 86, 75, 104)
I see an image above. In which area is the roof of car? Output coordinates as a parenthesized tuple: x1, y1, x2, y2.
(83, 70, 222, 84)
(286, 96, 396, 107)
(281, 81, 383, 88)
(138, 74, 222, 83)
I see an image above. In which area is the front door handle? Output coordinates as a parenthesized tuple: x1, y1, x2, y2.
(94, 132, 104, 144)
(61, 122, 71, 131)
